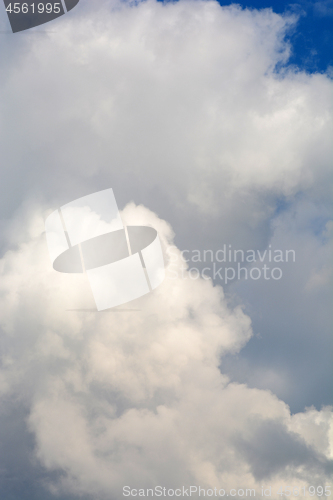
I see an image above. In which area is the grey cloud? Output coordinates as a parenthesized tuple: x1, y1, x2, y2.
(222, 197, 332, 412)
(0, 398, 91, 500)
(235, 419, 332, 481)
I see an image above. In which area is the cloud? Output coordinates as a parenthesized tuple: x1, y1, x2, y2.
(0, 202, 331, 498)
(313, 0, 333, 17)
(0, 0, 332, 497)
(0, 0, 331, 221)
(236, 419, 332, 481)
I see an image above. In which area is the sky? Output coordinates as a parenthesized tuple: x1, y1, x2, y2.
(0, 0, 332, 499)
(216, 0, 333, 71)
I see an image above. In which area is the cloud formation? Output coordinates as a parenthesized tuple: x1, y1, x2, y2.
(0, 0, 332, 497)
(0, 202, 331, 498)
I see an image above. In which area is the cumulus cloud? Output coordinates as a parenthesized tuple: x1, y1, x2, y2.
(0, 202, 331, 498)
(0, 0, 332, 497)
(0, 0, 331, 224)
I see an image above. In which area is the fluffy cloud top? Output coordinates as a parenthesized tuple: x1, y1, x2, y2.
(0, 0, 331, 222)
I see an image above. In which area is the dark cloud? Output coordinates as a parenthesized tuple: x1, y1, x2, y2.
(236, 418, 332, 481)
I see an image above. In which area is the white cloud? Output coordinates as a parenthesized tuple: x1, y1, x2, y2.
(0, 202, 331, 498)
(0, 0, 332, 497)
(0, 0, 331, 222)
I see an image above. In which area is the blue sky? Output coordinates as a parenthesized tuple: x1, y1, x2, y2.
(217, 0, 333, 71)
